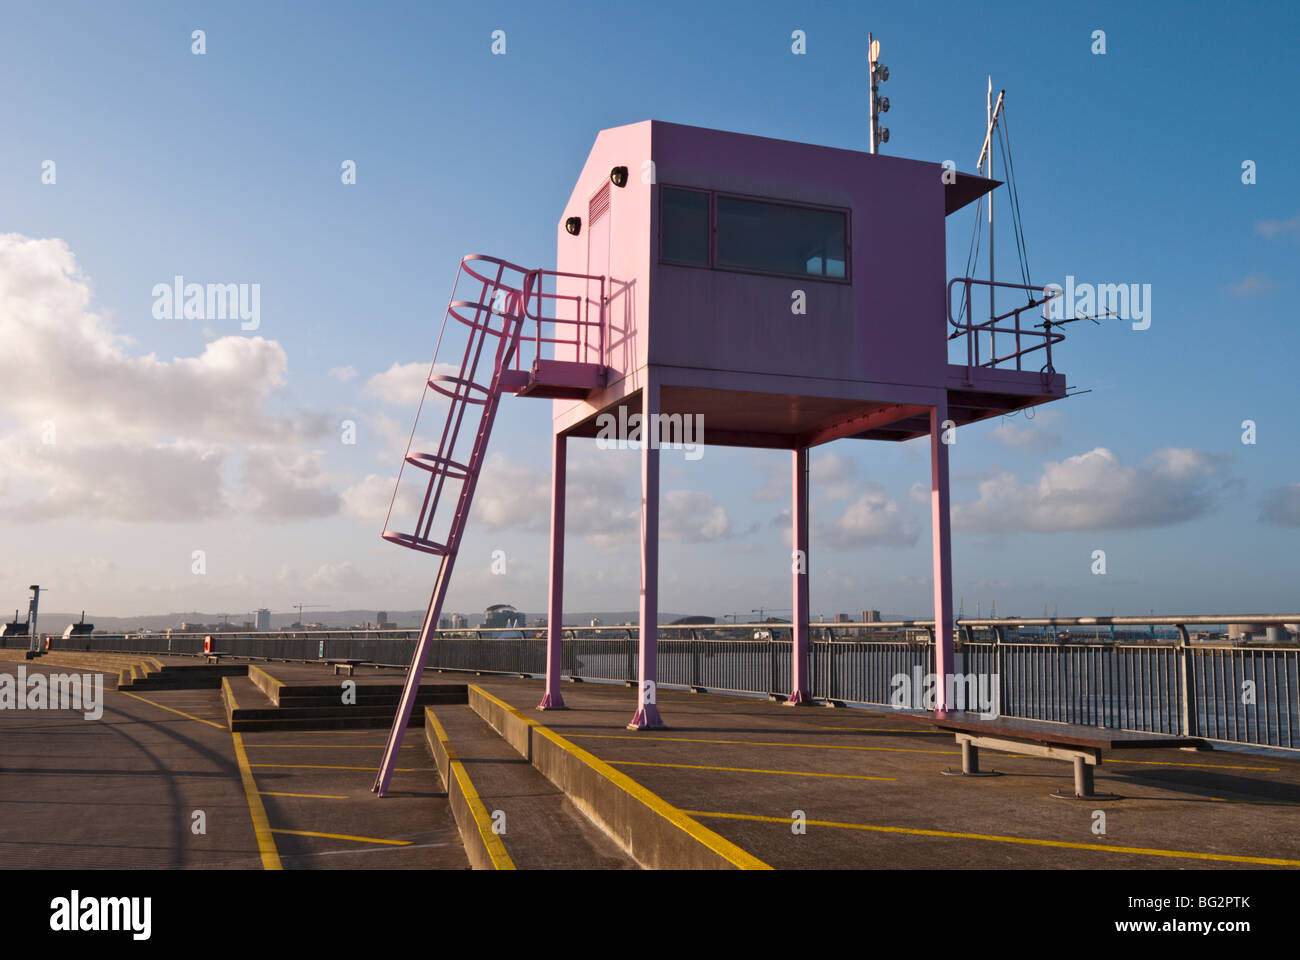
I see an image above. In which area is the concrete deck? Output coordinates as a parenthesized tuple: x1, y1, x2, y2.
(5, 651, 1298, 870)
(471, 678, 1300, 870)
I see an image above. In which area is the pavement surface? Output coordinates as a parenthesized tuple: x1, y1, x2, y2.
(0, 653, 467, 869)
(474, 677, 1300, 870)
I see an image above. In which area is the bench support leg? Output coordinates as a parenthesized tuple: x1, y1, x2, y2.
(1051, 756, 1121, 801)
(942, 735, 1001, 777)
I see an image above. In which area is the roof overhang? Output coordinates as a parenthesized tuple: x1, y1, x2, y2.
(945, 172, 1000, 215)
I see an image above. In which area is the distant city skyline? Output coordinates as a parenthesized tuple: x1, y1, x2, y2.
(2, 1, 1297, 620)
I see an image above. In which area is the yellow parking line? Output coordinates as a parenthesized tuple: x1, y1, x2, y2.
(610, 760, 896, 781)
(249, 763, 421, 771)
(232, 731, 283, 870)
(570, 733, 956, 756)
(270, 828, 412, 846)
(261, 791, 349, 799)
(120, 692, 225, 730)
(243, 744, 403, 749)
(683, 810, 1300, 867)
(1105, 757, 1278, 771)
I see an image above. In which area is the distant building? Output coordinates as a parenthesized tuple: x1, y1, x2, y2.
(438, 616, 452, 630)
(533, 616, 547, 628)
(835, 613, 852, 623)
(484, 604, 523, 628)
(255, 608, 271, 631)
(377, 611, 397, 629)
(449, 613, 468, 629)
(862, 609, 882, 622)
(590, 617, 602, 627)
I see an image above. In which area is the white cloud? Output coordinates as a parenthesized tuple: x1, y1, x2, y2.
(661, 490, 731, 542)
(0, 437, 226, 522)
(821, 484, 919, 548)
(1225, 272, 1273, 297)
(304, 561, 370, 593)
(1255, 213, 1300, 240)
(239, 447, 341, 521)
(953, 447, 1230, 533)
(329, 365, 357, 382)
(364, 361, 462, 408)
(1260, 483, 1300, 527)
(988, 411, 1063, 453)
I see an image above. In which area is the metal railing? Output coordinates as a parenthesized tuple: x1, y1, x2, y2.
(22, 614, 1300, 752)
(947, 277, 1064, 381)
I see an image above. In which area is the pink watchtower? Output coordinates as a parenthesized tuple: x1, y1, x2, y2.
(372, 119, 1068, 794)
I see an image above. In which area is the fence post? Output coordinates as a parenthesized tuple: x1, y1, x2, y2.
(626, 629, 635, 687)
(1177, 623, 1195, 737)
(690, 630, 700, 692)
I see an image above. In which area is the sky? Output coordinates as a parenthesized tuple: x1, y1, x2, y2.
(1, 0, 1297, 623)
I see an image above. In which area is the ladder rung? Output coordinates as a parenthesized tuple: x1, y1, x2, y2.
(381, 531, 451, 556)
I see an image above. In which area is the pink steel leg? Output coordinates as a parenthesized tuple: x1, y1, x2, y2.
(929, 398, 956, 711)
(628, 381, 665, 729)
(787, 446, 812, 704)
(538, 432, 567, 710)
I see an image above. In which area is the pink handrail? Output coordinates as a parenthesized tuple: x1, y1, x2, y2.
(946, 277, 1065, 381)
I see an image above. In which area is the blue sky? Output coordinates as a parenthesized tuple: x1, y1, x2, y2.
(1, 0, 1296, 622)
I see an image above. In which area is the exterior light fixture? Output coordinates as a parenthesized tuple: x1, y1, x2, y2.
(609, 165, 628, 188)
(879, 97, 890, 112)
(565, 216, 581, 236)
(879, 127, 890, 143)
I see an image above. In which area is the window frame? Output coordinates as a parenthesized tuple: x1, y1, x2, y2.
(657, 184, 852, 285)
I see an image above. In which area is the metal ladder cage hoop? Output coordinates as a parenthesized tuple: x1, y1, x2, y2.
(381, 255, 531, 555)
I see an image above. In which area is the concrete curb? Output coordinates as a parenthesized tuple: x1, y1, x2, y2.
(468, 684, 771, 870)
(424, 706, 515, 870)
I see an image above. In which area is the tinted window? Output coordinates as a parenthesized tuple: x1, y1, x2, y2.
(716, 196, 846, 278)
(661, 188, 710, 266)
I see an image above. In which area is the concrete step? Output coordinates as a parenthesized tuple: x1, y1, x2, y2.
(222, 676, 465, 732)
(425, 703, 636, 870)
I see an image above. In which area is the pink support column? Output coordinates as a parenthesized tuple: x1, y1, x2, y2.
(628, 380, 665, 729)
(787, 446, 812, 704)
(538, 432, 567, 710)
(929, 397, 956, 711)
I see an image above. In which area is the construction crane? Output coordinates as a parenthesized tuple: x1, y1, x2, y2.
(291, 603, 328, 626)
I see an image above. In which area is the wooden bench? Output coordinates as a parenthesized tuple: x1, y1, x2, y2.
(321, 657, 368, 676)
(900, 711, 1209, 800)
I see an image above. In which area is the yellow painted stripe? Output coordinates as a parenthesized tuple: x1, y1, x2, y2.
(571, 733, 1281, 773)
(243, 743, 404, 749)
(121, 691, 226, 730)
(427, 708, 515, 870)
(232, 731, 283, 870)
(271, 828, 411, 846)
(470, 684, 771, 870)
(570, 733, 956, 756)
(684, 810, 1300, 867)
(610, 760, 896, 781)
(261, 791, 349, 799)
(1105, 757, 1278, 772)
(249, 763, 421, 771)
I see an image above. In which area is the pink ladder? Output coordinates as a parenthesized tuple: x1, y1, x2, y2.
(372, 257, 529, 796)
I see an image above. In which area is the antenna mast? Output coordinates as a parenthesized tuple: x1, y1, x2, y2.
(868, 34, 890, 154)
(978, 78, 1006, 354)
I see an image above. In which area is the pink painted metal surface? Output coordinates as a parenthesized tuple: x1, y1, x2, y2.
(929, 400, 956, 710)
(627, 378, 665, 729)
(788, 447, 811, 705)
(538, 432, 567, 710)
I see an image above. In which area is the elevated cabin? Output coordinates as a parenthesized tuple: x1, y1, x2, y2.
(534, 120, 1065, 446)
